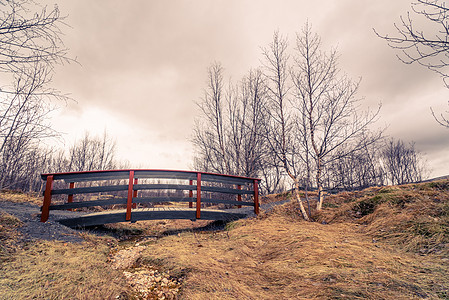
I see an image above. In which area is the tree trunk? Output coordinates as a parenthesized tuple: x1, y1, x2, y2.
(294, 178, 310, 221)
(315, 158, 324, 211)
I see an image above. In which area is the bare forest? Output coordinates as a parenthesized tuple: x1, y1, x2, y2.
(0, 1, 429, 222)
(193, 24, 428, 220)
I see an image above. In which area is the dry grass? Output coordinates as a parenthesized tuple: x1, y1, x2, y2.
(0, 189, 42, 205)
(0, 239, 133, 300)
(0, 210, 24, 261)
(134, 204, 448, 299)
(0, 202, 133, 299)
(0, 231, 134, 300)
(1, 180, 449, 299)
(317, 181, 449, 256)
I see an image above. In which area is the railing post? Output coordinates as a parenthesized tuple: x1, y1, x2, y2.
(126, 171, 135, 221)
(132, 178, 138, 209)
(67, 182, 74, 211)
(253, 179, 259, 215)
(237, 185, 242, 208)
(189, 179, 193, 208)
(40, 175, 54, 222)
(196, 173, 201, 219)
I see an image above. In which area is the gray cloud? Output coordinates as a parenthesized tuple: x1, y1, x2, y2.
(46, 0, 449, 176)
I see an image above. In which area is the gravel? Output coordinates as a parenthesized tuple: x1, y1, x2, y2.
(0, 200, 86, 243)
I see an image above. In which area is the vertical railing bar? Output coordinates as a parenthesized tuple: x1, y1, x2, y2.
(189, 179, 193, 208)
(237, 184, 242, 208)
(196, 173, 201, 219)
(126, 171, 135, 221)
(253, 179, 259, 215)
(40, 175, 54, 222)
(132, 178, 138, 209)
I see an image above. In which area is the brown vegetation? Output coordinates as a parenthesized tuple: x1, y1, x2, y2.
(317, 180, 449, 255)
(135, 192, 448, 299)
(0, 227, 130, 299)
(0, 180, 448, 299)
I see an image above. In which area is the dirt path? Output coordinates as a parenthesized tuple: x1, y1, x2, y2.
(0, 200, 84, 243)
(0, 195, 285, 243)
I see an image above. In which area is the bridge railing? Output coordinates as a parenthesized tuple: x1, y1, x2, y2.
(40, 169, 261, 223)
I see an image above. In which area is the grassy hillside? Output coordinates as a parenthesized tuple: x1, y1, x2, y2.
(0, 180, 448, 299)
(318, 180, 449, 256)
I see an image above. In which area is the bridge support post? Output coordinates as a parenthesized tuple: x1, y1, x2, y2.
(67, 182, 75, 211)
(40, 175, 54, 222)
(196, 173, 201, 219)
(126, 171, 135, 221)
(253, 179, 259, 215)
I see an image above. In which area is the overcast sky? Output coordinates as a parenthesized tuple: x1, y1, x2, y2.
(46, 0, 449, 177)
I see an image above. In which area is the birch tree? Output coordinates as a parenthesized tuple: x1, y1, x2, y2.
(292, 23, 381, 211)
(262, 31, 311, 220)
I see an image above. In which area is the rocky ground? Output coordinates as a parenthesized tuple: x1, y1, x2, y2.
(110, 244, 183, 299)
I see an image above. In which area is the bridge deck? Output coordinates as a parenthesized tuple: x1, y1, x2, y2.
(58, 207, 250, 228)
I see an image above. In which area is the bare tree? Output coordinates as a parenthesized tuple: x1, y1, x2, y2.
(324, 137, 386, 190)
(192, 63, 278, 194)
(230, 68, 268, 178)
(292, 23, 381, 211)
(375, 0, 449, 127)
(195, 27, 382, 220)
(0, 64, 60, 188)
(0, 0, 69, 74)
(0, 0, 72, 189)
(193, 63, 229, 174)
(68, 131, 117, 172)
(381, 138, 428, 185)
(262, 30, 311, 220)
